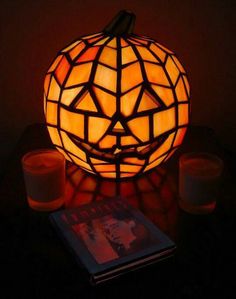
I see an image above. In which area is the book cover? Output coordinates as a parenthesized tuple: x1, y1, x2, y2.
(49, 197, 176, 285)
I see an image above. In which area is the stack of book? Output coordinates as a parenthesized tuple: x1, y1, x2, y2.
(50, 197, 176, 285)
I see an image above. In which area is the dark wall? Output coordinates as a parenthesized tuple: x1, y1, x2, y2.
(0, 0, 235, 173)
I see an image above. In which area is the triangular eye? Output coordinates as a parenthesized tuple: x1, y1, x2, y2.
(137, 91, 159, 112)
(76, 91, 97, 112)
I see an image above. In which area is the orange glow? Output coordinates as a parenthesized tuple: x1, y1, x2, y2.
(48, 126, 62, 146)
(99, 47, 117, 68)
(122, 46, 137, 64)
(149, 133, 175, 163)
(121, 86, 141, 116)
(136, 46, 157, 62)
(178, 104, 189, 126)
(151, 85, 174, 106)
(77, 47, 99, 63)
(145, 62, 169, 86)
(46, 102, 57, 125)
(69, 42, 86, 60)
(47, 77, 60, 101)
(94, 64, 117, 92)
(149, 44, 166, 62)
(121, 62, 143, 92)
(61, 87, 83, 106)
(48, 55, 63, 73)
(121, 136, 139, 146)
(88, 116, 111, 143)
(45, 22, 190, 179)
(165, 57, 179, 85)
(61, 131, 86, 161)
(93, 86, 116, 117)
(66, 63, 92, 87)
(138, 91, 159, 112)
(60, 108, 84, 139)
(128, 116, 149, 142)
(153, 107, 175, 137)
(175, 77, 188, 102)
(99, 135, 116, 148)
(76, 92, 97, 112)
(55, 56, 70, 85)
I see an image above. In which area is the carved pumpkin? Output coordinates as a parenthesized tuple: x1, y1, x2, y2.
(44, 11, 190, 179)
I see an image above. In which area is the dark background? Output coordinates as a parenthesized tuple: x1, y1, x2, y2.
(0, 0, 235, 176)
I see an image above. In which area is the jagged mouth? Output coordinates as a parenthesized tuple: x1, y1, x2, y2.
(70, 134, 168, 162)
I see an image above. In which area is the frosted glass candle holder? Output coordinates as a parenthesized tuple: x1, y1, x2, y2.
(179, 152, 223, 214)
(22, 149, 65, 211)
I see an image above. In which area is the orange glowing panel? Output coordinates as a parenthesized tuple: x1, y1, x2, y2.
(151, 85, 174, 106)
(128, 116, 149, 142)
(47, 77, 60, 101)
(44, 10, 190, 179)
(46, 102, 58, 125)
(69, 42, 86, 60)
(47, 126, 62, 147)
(175, 77, 188, 102)
(93, 86, 116, 117)
(94, 64, 117, 92)
(173, 127, 187, 147)
(121, 62, 143, 92)
(61, 87, 83, 106)
(120, 38, 129, 47)
(121, 46, 137, 64)
(149, 44, 166, 62)
(120, 86, 141, 116)
(99, 135, 116, 148)
(66, 63, 92, 87)
(120, 164, 142, 173)
(77, 47, 99, 63)
(178, 104, 189, 126)
(61, 131, 86, 161)
(76, 92, 97, 112)
(149, 133, 175, 163)
(172, 55, 186, 73)
(123, 157, 145, 165)
(94, 164, 116, 172)
(153, 108, 175, 137)
(145, 62, 169, 86)
(88, 116, 111, 143)
(55, 56, 70, 85)
(60, 108, 84, 139)
(138, 91, 159, 112)
(136, 46, 157, 62)
(99, 47, 117, 68)
(144, 155, 167, 172)
(121, 136, 139, 146)
(107, 38, 117, 48)
(165, 56, 179, 85)
(44, 74, 51, 96)
(48, 55, 63, 73)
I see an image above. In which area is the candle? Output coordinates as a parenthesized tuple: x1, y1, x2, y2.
(179, 152, 223, 214)
(22, 149, 65, 211)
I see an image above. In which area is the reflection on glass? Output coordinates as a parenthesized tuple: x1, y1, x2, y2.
(65, 165, 178, 239)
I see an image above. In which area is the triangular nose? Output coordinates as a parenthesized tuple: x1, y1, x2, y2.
(112, 121, 125, 133)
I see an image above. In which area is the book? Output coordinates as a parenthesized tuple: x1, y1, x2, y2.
(49, 197, 176, 285)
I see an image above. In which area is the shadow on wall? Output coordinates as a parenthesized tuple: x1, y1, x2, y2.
(0, 0, 235, 177)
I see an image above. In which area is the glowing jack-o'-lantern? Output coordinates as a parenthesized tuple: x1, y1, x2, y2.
(44, 10, 190, 179)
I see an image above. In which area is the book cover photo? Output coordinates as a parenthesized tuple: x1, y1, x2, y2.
(50, 197, 176, 285)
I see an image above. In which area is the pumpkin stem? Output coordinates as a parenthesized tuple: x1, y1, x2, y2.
(104, 10, 136, 36)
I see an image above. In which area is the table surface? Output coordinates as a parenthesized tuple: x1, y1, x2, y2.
(0, 124, 235, 298)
